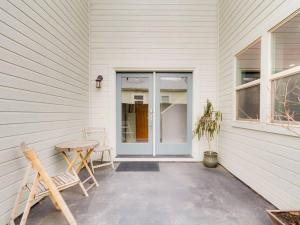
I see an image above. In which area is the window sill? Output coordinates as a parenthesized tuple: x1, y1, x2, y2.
(232, 120, 300, 137)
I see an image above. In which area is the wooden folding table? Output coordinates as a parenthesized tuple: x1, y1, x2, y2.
(56, 140, 99, 197)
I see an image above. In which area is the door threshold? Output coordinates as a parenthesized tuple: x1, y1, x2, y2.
(115, 155, 197, 162)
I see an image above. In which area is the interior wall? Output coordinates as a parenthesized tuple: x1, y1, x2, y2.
(89, 0, 219, 159)
(218, 0, 300, 209)
(0, 1, 89, 224)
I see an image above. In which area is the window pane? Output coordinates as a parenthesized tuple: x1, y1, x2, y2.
(272, 13, 300, 73)
(237, 85, 260, 120)
(237, 41, 261, 85)
(160, 77, 187, 143)
(161, 96, 170, 103)
(272, 73, 300, 122)
(121, 77, 149, 143)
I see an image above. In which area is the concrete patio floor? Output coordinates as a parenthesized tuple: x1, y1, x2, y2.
(20, 163, 275, 225)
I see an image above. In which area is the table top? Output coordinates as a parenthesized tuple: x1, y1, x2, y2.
(55, 139, 99, 151)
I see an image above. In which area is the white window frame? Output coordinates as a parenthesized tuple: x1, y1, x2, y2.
(232, 10, 300, 136)
(270, 67, 300, 123)
(234, 38, 262, 122)
(269, 10, 300, 125)
(161, 95, 170, 104)
(132, 94, 145, 104)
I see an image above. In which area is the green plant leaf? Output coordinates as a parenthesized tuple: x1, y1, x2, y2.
(193, 99, 222, 142)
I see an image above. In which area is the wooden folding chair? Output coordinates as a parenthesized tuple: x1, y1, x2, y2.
(84, 127, 114, 173)
(9, 143, 79, 225)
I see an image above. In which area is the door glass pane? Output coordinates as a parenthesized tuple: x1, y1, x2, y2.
(121, 77, 149, 143)
(160, 76, 187, 143)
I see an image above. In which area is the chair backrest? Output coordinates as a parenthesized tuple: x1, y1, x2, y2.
(20, 142, 49, 177)
(84, 127, 108, 146)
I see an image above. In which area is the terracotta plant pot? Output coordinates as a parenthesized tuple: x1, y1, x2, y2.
(267, 210, 300, 225)
(203, 151, 218, 168)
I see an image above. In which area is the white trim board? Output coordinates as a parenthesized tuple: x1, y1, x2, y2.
(115, 158, 199, 162)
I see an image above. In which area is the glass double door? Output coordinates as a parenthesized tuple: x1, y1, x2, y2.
(116, 72, 192, 156)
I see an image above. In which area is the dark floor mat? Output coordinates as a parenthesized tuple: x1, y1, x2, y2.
(116, 162, 160, 172)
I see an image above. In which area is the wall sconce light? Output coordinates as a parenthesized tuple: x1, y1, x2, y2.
(95, 75, 103, 88)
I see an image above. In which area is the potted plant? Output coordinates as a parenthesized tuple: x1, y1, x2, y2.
(193, 99, 222, 168)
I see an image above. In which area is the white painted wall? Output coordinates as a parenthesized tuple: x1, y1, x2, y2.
(218, 0, 300, 209)
(0, 0, 89, 224)
(89, 0, 218, 159)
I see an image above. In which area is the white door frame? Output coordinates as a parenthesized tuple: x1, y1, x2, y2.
(114, 69, 194, 156)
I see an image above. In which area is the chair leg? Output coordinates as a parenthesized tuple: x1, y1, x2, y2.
(90, 157, 95, 174)
(9, 166, 31, 225)
(50, 191, 78, 225)
(42, 175, 78, 225)
(9, 186, 25, 225)
(49, 193, 60, 210)
(108, 150, 115, 169)
(20, 175, 39, 225)
(100, 151, 104, 164)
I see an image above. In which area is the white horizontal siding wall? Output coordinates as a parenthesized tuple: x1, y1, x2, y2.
(218, 0, 300, 209)
(89, 0, 218, 159)
(0, 0, 89, 224)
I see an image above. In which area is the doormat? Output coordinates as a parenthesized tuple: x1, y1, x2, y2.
(116, 162, 160, 172)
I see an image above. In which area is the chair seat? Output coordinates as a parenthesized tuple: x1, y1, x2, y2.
(26, 172, 80, 198)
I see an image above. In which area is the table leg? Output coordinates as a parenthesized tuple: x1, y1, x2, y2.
(77, 148, 94, 173)
(77, 150, 99, 188)
(61, 152, 88, 197)
(67, 154, 80, 172)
